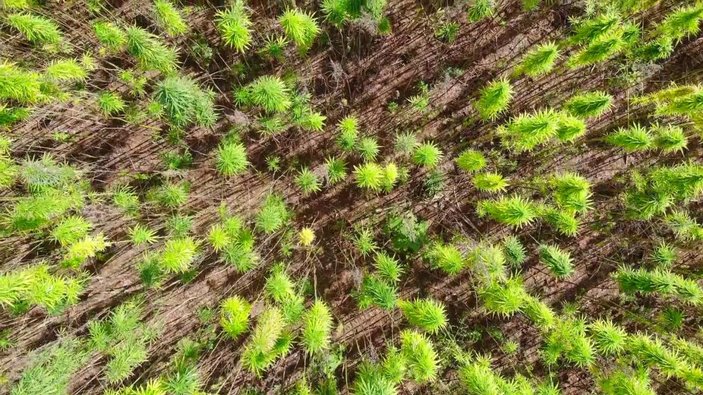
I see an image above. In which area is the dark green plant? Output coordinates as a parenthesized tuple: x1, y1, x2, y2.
(325, 156, 347, 184)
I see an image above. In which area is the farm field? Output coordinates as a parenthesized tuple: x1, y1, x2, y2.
(1, 0, 703, 394)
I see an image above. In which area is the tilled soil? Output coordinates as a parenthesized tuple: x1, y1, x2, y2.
(1, 0, 703, 394)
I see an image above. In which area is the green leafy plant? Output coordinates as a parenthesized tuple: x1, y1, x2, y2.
(125, 26, 178, 73)
(564, 91, 612, 118)
(302, 299, 333, 354)
(220, 295, 251, 339)
(426, 241, 464, 275)
(216, 2, 252, 52)
(337, 116, 359, 151)
(11, 336, 88, 395)
(475, 78, 512, 119)
(255, 194, 290, 234)
(216, 141, 249, 176)
(605, 124, 653, 152)
(97, 92, 126, 116)
(0, 62, 43, 104)
(514, 42, 559, 77)
(93, 21, 127, 51)
(468, 0, 494, 22)
(455, 149, 486, 172)
(279, 9, 320, 52)
(357, 136, 380, 162)
(7, 13, 63, 46)
(398, 298, 447, 333)
(153, 0, 187, 36)
(296, 167, 322, 196)
(158, 237, 198, 274)
(477, 195, 540, 228)
(589, 319, 627, 356)
(498, 109, 560, 152)
(241, 75, 292, 113)
(538, 244, 574, 278)
(399, 330, 439, 383)
(354, 162, 384, 191)
(413, 142, 443, 168)
(502, 235, 526, 268)
(374, 252, 404, 284)
(473, 172, 509, 193)
(241, 306, 291, 376)
(325, 156, 347, 184)
(154, 75, 216, 128)
(614, 267, 702, 305)
(652, 124, 687, 154)
(358, 274, 397, 310)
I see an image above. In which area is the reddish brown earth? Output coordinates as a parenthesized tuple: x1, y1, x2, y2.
(1, 0, 703, 394)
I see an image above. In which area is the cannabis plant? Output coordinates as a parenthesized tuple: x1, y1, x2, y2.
(302, 299, 333, 354)
(564, 91, 612, 118)
(296, 167, 322, 196)
(468, 0, 494, 22)
(358, 274, 397, 310)
(153, 0, 187, 37)
(354, 162, 384, 191)
(477, 195, 540, 228)
(398, 298, 447, 334)
(255, 194, 290, 233)
(216, 141, 249, 176)
(325, 156, 347, 184)
(336, 116, 359, 151)
(502, 235, 526, 268)
(216, 2, 252, 52)
(374, 252, 404, 284)
(154, 75, 216, 128)
(220, 296, 251, 338)
(426, 242, 464, 275)
(614, 267, 702, 305)
(125, 26, 178, 73)
(93, 21, 127, 52)
(241, 306, 292, 376)
(7, 13, 63, 46)
(455, 148, 486, 173)
(475, 78, 512, 119)
(413, 142, 443, 168)
(158, 237, 198, 273)
(97, 92, 126, 116)
(279, 9, 320, 52)
(241, 75, 292, 113)
(498, 109, 559, 152)
(543, 317, 595, 368)
(588, 319, 627, 356)
(515, 42, 559, 77)
(605, 124, 653, 152)
(399, 330, 439, 383)
(473, 172, 509, 193)
(478, 277, 527, 316)
(0, 62, 43, 104)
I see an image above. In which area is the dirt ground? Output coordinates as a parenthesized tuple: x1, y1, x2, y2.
(1, 0, 703, 393)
